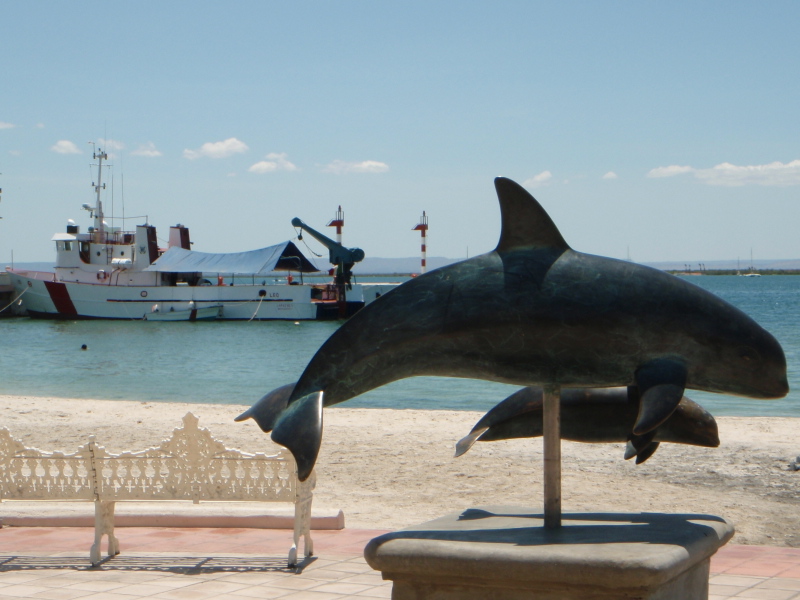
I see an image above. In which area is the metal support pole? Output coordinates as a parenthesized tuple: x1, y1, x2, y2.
(543, 384, 561, 528)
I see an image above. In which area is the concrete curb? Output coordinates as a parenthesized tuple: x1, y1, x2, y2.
(1, 501, 345, 530)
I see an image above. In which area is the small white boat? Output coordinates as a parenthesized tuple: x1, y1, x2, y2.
(143, 304, 222, 321)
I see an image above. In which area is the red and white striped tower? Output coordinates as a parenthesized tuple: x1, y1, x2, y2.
(412, 211, 429, 274)
(327, 205, 345, 244)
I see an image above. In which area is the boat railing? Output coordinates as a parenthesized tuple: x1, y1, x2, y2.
(90, 230, 136, 245)
(9, 269, 56, 282)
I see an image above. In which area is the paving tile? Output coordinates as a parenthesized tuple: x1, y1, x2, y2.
(759, 580, 800, 592)
(735, 587, 800, 599)
(29, 588, 92, 600)
(353, 587, 393, 598)
(264, 576, 334, 592)
(711, 574, 765, 588)
(72, 593, 142, 600)
(64, 580, 131, 593)
(307, 581, 374, 595)
(781, 569, 800, 579)
(0, 585, 53, 598)
(226, 587, 294, 599)
(337, 573, 388, 586)
(0, 572, 64, 585)
(711, 583, 754, 597)
(276, 592, 347, 600)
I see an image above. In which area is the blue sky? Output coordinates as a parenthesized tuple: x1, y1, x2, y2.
(1, 1, 798, 265)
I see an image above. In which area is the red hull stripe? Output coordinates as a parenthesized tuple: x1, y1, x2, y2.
(44, 281, 78, 316)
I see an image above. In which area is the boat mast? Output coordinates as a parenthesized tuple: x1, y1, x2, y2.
(91, 147, 107, 242)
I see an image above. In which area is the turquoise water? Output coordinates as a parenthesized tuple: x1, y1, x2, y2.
(0, 275, 797, 417)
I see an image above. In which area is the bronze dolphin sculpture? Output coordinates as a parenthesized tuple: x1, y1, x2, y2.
(455, 386, 720, 464)
(238, 177, 787, 480)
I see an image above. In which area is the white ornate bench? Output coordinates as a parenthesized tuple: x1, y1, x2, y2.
(0, 413, 315, 566)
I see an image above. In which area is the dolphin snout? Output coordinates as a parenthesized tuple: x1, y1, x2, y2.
(762, 375, 789, 399)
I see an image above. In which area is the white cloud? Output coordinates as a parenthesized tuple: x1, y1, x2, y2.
(131, 142, 163, 157)
(648, 160, 800, 186)
(647, 165, 694, 178)
(249, 152, 298, 174)
(602, 171, 618, 180)
(523, 171, 553, 188)
(98, 138, 125, 151)
(35, 123, 45, 129)
(51, 140, 82, 154)
(695, 160, 800, 186)
(0, 122, 15, 129)
(323, 159, 389, 174)
(183, 137, 249, 160)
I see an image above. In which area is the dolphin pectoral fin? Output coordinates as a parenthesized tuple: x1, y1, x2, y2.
(234, 383, 296, 433)
(270, 391, 324, 482)
(455, 427, 488, 457)
(635, 442, 660, 464)
(633, 359, 688, 435)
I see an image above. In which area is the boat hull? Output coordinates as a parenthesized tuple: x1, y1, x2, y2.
(144, 306, 222, 321)
(8, 270, 363, 320)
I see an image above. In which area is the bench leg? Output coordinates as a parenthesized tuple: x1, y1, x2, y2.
(91, 501, 119, 565)
(289, 495, 314, 567)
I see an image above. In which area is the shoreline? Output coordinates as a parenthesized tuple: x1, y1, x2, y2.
(1, 395, 798, 547)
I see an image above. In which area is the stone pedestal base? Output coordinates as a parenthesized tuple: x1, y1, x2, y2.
(364, 506, 734, 600)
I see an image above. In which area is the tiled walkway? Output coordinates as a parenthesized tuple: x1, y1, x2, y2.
(0, 525, 798, 599)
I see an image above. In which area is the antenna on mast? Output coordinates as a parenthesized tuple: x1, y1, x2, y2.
(88, 142, 109, 242)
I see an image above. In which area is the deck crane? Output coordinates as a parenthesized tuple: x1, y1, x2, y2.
(291, 216, 365, 315)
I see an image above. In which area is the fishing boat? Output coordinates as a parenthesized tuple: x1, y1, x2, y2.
(7, 148, 395, 320)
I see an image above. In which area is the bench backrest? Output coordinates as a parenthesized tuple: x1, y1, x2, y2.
(0, 413, 297, 503)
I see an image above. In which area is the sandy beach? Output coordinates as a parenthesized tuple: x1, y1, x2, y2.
(1, 395, 798, 547)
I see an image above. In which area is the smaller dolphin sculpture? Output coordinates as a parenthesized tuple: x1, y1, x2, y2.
(455, 386, 720, 464)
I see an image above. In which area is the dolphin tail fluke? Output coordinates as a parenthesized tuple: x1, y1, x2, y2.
(633, 359, 688, 435)
(633, 442, 660, 464)
(454, 427, 488, 457)
(625, 429, 660, 463)
(270, 391, 324, 482)
(234, 383, 296, 433)
(624, 430, 656, 460)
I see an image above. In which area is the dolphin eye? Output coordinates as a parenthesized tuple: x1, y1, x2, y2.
(737, 347, 760, 363)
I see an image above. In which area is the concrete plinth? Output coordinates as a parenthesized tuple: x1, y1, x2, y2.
(364, 506, 734, 600)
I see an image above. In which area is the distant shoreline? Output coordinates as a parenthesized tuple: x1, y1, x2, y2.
(667, 269, 800, 276)
(11, 258, 800, 276)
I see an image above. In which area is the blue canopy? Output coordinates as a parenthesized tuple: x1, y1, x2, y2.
(145, 241, 319, 274)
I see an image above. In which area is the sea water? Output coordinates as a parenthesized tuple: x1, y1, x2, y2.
(0, 275, 797, 417)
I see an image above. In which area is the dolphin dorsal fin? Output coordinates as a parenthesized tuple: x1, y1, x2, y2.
(494, 177, 570, 253)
